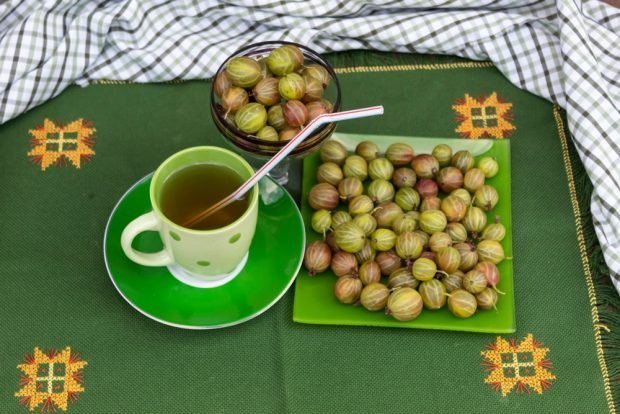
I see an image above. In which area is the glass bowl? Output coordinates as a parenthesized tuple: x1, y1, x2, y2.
(210, 41, 342, 183)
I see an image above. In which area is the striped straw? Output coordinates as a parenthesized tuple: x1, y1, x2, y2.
(183, 105, 384, 228)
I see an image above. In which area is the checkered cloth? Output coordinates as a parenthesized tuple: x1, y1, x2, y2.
(1, 0, 619, 292)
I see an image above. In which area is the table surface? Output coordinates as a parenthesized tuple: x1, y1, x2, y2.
(0, 51, 617, 413)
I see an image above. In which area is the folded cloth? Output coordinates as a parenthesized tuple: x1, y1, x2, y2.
(0, 0, 619, 293)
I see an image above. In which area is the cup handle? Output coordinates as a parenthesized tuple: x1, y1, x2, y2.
(121, 211, 174, 267)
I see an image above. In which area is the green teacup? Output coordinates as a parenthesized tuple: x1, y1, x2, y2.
(121, 146, 258, 288)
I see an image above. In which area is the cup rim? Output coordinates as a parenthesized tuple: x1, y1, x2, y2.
(150, 146, 258, 235)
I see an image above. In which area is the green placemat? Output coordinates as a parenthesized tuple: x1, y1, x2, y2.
(0, 53, 616, 413)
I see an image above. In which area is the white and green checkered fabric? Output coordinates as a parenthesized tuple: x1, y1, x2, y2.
(1, 0, 619, 293)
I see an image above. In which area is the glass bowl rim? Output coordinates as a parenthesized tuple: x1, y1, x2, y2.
(210, 40, 342, 149)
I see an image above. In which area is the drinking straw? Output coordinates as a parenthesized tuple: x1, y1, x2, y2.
(183, 105, 384, 228)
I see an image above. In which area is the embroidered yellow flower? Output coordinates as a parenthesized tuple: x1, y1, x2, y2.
(28, 119, 96, 171)
(481, 333, 555, 396)
(453, 92, 515, 139)
(15, 347, 87, 411)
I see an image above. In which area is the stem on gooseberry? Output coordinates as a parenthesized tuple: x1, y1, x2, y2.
(492, 285, 506, 295)
(402, 255, 410, 267)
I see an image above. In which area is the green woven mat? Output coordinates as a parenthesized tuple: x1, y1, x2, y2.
(0, 52, 617, 413)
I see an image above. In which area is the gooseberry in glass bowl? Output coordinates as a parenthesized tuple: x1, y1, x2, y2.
(210, 41, 342, 184)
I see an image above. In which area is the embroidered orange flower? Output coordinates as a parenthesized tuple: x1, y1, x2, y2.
(27, 119, 96, 171)
(15, 347, 87, 411)
(481, 333, 555, 396)
(453, 93, 515, 139)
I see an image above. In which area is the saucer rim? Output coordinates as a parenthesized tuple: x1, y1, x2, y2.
(103, 173, 305, 330)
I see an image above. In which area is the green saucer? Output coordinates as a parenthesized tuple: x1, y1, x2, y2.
(104, 174, 305, 329)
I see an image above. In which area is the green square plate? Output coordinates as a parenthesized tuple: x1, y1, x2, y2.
(293, 133, 515, 333)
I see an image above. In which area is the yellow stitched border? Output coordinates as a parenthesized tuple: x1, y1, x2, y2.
(91, 61, 493, 84)
(554, 105, 616, 414)
(91, 79, 187, 85)
(334, 61, 493, 74)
